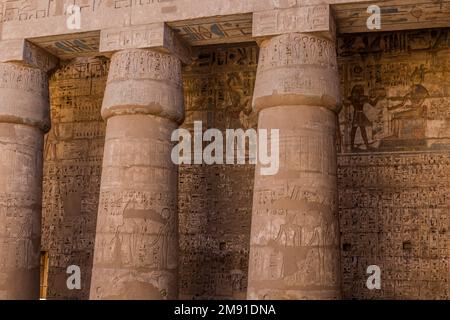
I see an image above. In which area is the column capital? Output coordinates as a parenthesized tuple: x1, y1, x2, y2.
(101, 49, 184, 124)
(0, 61, 51, 132)
(253, 4, 336, 42)
(99, 22, 192, 65)
(0, 39, 59, 73)
(252, 32, 341, 114)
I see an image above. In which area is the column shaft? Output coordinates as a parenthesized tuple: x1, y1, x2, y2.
(247, 33, 342, 300)
(0, 62, 50, 299)
(90, 49, 183, 300)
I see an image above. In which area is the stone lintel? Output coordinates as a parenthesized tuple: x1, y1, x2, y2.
(253, 4, 336, 41)
(0, 39, 59, 73)
(99, 23, 192, 65)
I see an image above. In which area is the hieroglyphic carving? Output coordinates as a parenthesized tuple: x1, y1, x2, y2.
(91, 187, 179, 299)
(258, 33, 338, 71)
(179, 43, 258, 299)
(0, 126, 44, 299)
(0, 62, 49, 299)
(337, 28, 450, 300)
(335, 1, 450, 34)
(0, 40, 59, 72)
(0, 0, 176, 22)
(41, 57, 108, 299)
(33, 26, 450, 300)
(253, 33, 340, 113)
(106, 49, 181, 85)
(100, 23, 191, 64)
(338, 28, 450, 153)
(0, 62, 50, 132)
(248, 106, 341, 300)
(94, 190, 177, 273)
(90, 47, 182, 300)
(90, 115, 179, 300)
(253, 5, 335, 40)
(100, 23, 166, 52)
(338, 152, 450, 299)
(0, 62, 47, 96)
(170, 14, 253, 46)
(101, 49, 184, 123)
(0, 0, 55, 21)
(247, 30, 342, 299)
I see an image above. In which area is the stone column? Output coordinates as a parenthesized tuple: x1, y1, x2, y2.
(247, 33, 342, 300)
(0, 62, 50, 299)
(90, 49, 184, 300)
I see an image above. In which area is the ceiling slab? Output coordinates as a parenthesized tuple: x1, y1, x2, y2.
(334, 0, 450, 33)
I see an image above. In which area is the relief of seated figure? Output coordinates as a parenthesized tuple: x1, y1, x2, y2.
(386, 64, 430, 141)
(387, 84, 430, 139)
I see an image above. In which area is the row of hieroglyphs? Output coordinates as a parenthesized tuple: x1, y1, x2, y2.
(338, 151, 450, 299)
(0, 0, 177, 21)
(258, 34, 337, 71)
(0, 63, 48, 96)
(337, 28, 450, 153)
(107, 49, 181, 85)
(0, 0, 295, 22)
(337, 29, 449, 299)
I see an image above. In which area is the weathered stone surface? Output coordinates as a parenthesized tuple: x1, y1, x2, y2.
(100, 23, 192, 65)
(338, 28, 450, 153)
(0, 62, 49, 299)
(179, 44, 258, 299)
(101, 49, 184, 123)
(34, 29, 450, 301)
(335, 1, 450, 33)
(0, 0, 448, 302)
(339, 152, 450, 300)
(253, 4, 336, 41)
(41, 57, 108, 300)
(248, 33, 341, 299)
(252, 33, 341, 113)
(336, 28, 450, 300)
(0, 40, 58, 72)
(248, 105, 341, 300)
(0, 62, 50, 131)
(89, 49, 183, 300)
(90, 114, 179, 300)
(0, 0, 441, 41)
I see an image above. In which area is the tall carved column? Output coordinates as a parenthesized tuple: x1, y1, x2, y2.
(247, 32, 342, 299)
(0, 62, 50, 299)
(89, 49, 184, 300)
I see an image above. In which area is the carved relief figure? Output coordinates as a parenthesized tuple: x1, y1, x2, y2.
(44, 108, 62, 161)
(387, 65, 430, 139)
(121, 198, 177, 270)
(239, 97, 257, 130)
(269, 205, 338, 286)
(274, 212, 303, 248)
(149, 208, 177, 270)
(344, 85, 385, 151)
(225, 72, 256, 128)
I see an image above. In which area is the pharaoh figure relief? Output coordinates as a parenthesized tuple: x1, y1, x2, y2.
(338, 29, 450, 153)
(337, 28, 450, 300)
(1, 0, 447, 301)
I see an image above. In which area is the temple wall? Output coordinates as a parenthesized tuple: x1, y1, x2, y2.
(41, 57, 108, 299)
(179, 43, 258, 299)
(41, 29, 449, 299)
(337, 28, 450, 299)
